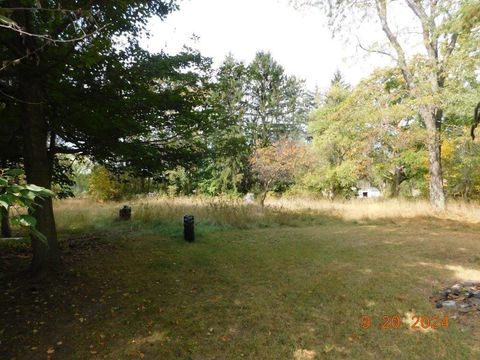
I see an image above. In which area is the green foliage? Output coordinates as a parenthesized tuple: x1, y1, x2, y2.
(198, 158, 245, 196)
(0, 169, 54, 241)
(299, 161, 359, 199)
(305, 59, 480, 200)
(51, 155, 76, 199)
(443, 137, 480, 199)
(201, 52, 314, 195)
(0, 1, 214, 190)
(71, 158, 93, 196)
(88, 166, 122, 202)
(245, 52, 313, 145)
(85, 164, 166, 200)
(250, 138, 311, 205)
(47, 48, 214, 176)
(294, 0, 479, 209)
(304, 72, 367, 197)
(166, 166, 192, 196)
(305, 68, 432, 198)
(1, 0, 478, 214)
(199, 56, 250, 195)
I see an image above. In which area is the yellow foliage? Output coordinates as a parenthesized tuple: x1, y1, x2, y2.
(88, 166, 121, 201)
(442, 139, 455, 161)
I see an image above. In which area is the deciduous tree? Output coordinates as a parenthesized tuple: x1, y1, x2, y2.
(294, 0, 479, 209)
(250, 138, 309, 206)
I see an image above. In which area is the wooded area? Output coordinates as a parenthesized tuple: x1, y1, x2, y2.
(0, 0, 479, 272)
(0, 1, 479, 358)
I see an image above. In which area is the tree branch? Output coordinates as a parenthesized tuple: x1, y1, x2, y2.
(374, 0, 415, 89)
(0, 41, 49, 72)
(405, 0, 438, 61)
(442, 32, 458, 66)
(0, 22, 108, 44)
(0, 88, 44, 104)
(356, 36, 396, 59)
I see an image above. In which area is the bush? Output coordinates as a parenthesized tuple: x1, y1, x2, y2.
(88, 166, 122, 201)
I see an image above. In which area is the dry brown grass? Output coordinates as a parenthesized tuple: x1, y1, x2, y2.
(5, 195, 480, 359)
(267, 197, 480, 223)
(7, 206, 480, 359)
(53, 196, 480, 235)
(53, 196, 289, 234)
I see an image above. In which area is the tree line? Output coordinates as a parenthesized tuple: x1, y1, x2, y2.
(0, 0, 479, 274)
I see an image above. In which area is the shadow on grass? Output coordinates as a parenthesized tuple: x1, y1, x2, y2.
(3, 205, 480, 359)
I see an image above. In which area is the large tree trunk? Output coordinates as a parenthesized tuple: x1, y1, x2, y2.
(373, 0, 448, 210)
(20, 75, 61, 273)
(420, 105, 446, 211)
(1, 207, 12, 238)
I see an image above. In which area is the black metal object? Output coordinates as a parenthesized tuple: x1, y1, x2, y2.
(119, 205, 132, 220)
(184, 215, 195, 242)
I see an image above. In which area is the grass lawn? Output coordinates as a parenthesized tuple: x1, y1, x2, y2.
(2, 199, 480, 359)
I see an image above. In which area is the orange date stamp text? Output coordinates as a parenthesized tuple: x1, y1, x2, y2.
(360, 314, 449, 330)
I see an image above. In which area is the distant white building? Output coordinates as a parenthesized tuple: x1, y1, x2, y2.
(357, 187, 382, 198)
(356, 180, 382, 198)
(244, 192, 255, 203)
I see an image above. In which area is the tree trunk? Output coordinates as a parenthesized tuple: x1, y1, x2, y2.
(259, 179, 273, 208)
(259, 191, 267, 208)
(389, 165, 406, 198)
(1, 207, 12, 238)
(390, 181, 401, 198)
(20, 75, 61, 273)
(420, 105, 446, 211)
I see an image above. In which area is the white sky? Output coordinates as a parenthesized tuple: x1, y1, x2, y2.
(141, 0, 411, 90)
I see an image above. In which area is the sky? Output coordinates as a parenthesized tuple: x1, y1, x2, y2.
(141, 0, 401, 90)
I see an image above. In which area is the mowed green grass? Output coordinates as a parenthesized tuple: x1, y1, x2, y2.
(2, 213, 480, 359)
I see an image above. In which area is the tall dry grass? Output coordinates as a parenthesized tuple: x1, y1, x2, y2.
(53, 195, 480, 235)
(53, 196, 308, 234)
(268, 197, 480, 223)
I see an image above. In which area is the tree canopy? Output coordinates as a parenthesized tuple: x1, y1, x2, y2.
(293, 0, 480, 209)
(0, 0, 478, 275)
(0, 1, 213, 272)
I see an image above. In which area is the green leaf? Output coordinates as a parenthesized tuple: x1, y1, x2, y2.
(0, 193, 16, 205)
(15, 198, 29, 208)
(20, 189, 37, 201)
(15, 214, 37, 227)
(0, 177, 8, 186)
(5, 169, 24, 177)
(39, 189, 55, 197)
(0, 200, 8, 210)
(7, 184, 23, 193)
(25, 184, 46, 192)
(25, 184, 54, 197)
